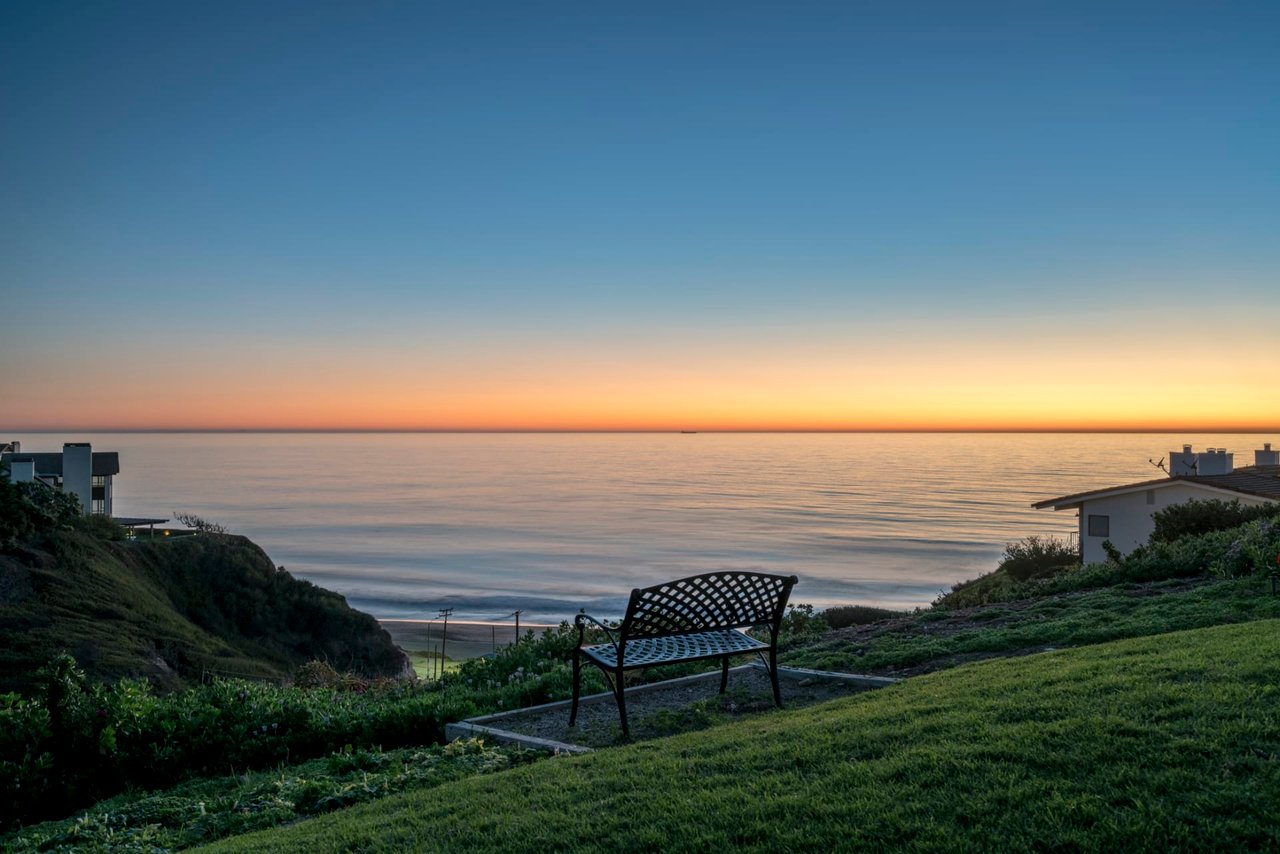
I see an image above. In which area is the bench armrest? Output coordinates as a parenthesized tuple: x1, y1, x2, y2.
(574, 611, 620, 655)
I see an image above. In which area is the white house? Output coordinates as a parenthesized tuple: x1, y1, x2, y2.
(1, 441, 120, 516)
(1035, 443, 1280, 566)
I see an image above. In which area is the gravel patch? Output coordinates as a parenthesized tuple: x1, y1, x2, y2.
(472, 666, 884, 749)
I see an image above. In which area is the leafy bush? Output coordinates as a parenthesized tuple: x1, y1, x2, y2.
(995, 515, 1280, 605)
(450, 622, 607, 710)
(1101, 540, 1123, 564)
(821, 605, 904, 629)
(937, 536, 1083, 609)
(998, 535, 1080, 582)
(773, 604, 829, 651)
(0, 654, 483, 830)
(0, 477, 82, 547)
(73, 514, 127, 541)
(1150, 498, 1280, 544)
(1208, 516, 1280, 578)
(4, 739, 538, 852)
(294, 660, 342, 688)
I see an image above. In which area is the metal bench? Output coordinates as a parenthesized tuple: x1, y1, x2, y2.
(569, 571, 799, 736)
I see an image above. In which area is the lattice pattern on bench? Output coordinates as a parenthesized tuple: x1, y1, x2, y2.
(627, 572, 793, 638)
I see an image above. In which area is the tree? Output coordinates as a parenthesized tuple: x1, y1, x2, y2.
(171, 512, 228, 535)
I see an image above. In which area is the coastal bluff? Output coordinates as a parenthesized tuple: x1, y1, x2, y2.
(0, 529, 410, 694)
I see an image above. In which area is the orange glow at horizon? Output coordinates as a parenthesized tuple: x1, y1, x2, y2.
(5, 308, 1276, 433)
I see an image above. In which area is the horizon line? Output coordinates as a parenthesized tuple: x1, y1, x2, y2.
(4, 427, 1278, 435)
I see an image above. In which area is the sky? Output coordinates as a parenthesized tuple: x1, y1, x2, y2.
(2, 1, 1277, 432)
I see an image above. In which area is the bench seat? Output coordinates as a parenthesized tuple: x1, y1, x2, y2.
(580, 628, 767, 669)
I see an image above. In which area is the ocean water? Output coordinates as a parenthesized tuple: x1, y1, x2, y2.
(11, 432, 1273, 623)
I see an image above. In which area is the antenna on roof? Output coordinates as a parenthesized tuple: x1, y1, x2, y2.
(1148, 457, 1168, 474)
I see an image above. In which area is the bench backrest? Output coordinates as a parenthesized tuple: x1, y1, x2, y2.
(620, 572, 798, 640)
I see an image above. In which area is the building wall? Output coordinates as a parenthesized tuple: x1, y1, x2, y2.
(1079, 483, 1276, 565)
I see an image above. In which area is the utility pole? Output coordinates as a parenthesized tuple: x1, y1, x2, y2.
(437, 608, 453, 674)
(510, 609, 523, 643)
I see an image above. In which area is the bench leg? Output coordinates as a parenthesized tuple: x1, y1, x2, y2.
(769, 646, 783, 707)
(568, 651, 582, 727)
(615, 665, 629, 737)
(719, 657, 729, 694)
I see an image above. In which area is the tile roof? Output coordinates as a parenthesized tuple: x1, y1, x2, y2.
(1034, 465, 1280, 509)
(1, 452, 120, 477)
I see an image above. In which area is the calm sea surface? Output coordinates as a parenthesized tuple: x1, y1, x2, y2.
(13, 432, 1272, 623)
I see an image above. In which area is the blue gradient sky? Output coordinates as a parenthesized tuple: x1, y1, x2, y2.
(3, 1, 1277, 430)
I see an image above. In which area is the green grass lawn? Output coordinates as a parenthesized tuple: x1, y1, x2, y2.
(199, 619, 1280, 853)
(406, 651, 463, 680)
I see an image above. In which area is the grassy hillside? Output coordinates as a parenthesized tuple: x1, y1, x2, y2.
(784, 575, 1280, 676)
(0, 529, 408, 694)
(203, 619, 1280, 853)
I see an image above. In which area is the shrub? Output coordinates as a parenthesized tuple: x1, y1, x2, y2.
(1209, 516, 1280, 578)
(998, 535, 1080, 582)
(821, 605, 904, 629)
(1101, 540, 1123, 564)
(1150, 498, 1280, 544)
(74, 514, 127, 541)
(449, 621, 607, 710)
(772, 604, 829, 651)
(0, 655, 482, 830)
(0, 477, 82, 547)
(294, 661, 342, 688)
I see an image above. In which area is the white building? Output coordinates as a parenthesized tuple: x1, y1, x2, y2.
(1, 441, 120, 516)
(1034, 443, 1280, 566)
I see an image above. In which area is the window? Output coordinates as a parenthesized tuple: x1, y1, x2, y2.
(91, 499, 105, 515)
(1145, 490, 1155, 505)
(1087, 515, 1110, 537)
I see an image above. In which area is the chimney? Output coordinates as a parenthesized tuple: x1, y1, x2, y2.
(1169, 444, 1198, 476)
(62, 443, 93, 515)
(1257, 443, 1280, 466)
(1197, 447, 1234, 476)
